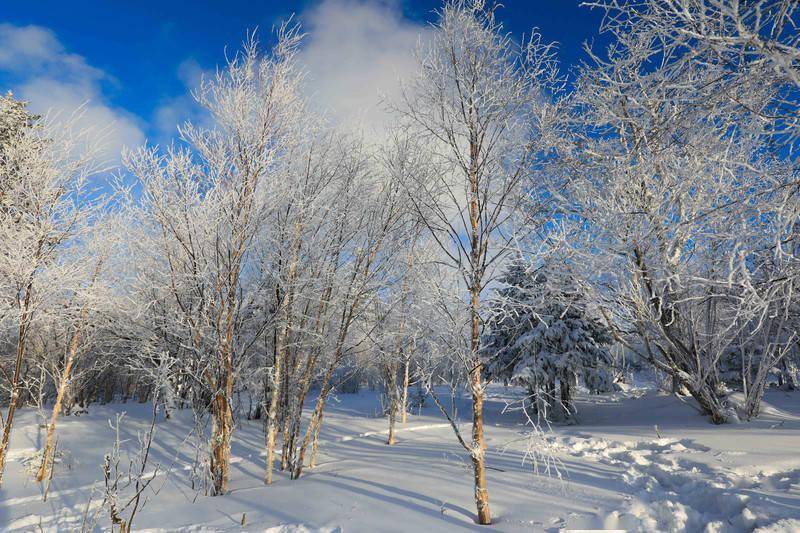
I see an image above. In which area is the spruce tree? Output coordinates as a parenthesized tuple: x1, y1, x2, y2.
(483, 260, 613, 420)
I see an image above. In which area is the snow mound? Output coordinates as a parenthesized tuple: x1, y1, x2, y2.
(754, 519, 800, 533)
(552, 435, 800, 533)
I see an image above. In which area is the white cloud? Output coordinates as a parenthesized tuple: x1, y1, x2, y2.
(176, 58, 205, 88)
(151, 58, 213, 145)
(153, 2, 426, 142)
(0, 23, 145, 164)
(297, 0, 428, 135)
(151, 1, 429, 145)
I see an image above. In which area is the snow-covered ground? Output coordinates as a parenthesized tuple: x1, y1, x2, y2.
(1, 387, 798, 532)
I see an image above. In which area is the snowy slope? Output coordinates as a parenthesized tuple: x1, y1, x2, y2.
(0, 387, 798, 532)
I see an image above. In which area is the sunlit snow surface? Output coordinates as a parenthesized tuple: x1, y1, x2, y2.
(1, 386, 798, 532)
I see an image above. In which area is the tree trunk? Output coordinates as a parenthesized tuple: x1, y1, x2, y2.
(465, 117, 491, 524)
(209, 288, 237, 496)
(468, 366, 491, 525)
(37, 322, 83, 481)
(386, 363, 399, 445)
(397, 251, 413, 426)
(400, 355, 410, 424)
(292, 364, 334, 480)
(686, 379, 726, 424)
(386, 311, 405, 445)
(283, 357, 311, 472)
(0, 282, 34, 486)
(266, 224, 302, 484)
(309, 409, 325, 469)
(264, 328, 284, 485)
(560, 375, 572, 420)
(293, 298, 355, 480)
(209, 355, 235, 495)
(37, 259, 104, 483)
(284, 299, 327, 470)
(469, 284, 491, 525)
(279, 345, 295, 471)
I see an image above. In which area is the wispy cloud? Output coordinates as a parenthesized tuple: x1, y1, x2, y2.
(0, 3, 432, 153)
(0, 23, 145, 163)
(297, 0, 428, 135)
(151, 58, 212, 145)
(146, 1, 429, 146)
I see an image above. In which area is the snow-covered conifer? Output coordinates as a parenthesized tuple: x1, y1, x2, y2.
(483, 260, 613, 420)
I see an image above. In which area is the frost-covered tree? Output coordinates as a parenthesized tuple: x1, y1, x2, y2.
(586, 0, 800, 145)
(0, 93, 104, 484)
(483, 261, 613, 421)
(291, 140, 410, 479)
(123, 26, 306, 495)
(565, 0, 800, 424)
(394, 0, 563, 522)
(35, 218, 120, 482)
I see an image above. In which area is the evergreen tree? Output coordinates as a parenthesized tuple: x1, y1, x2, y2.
(0, 92, 40, 218)
(483, 260, 614, 420)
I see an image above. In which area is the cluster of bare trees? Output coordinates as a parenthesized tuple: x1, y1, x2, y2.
(119, 26, 419, 495)
(0, 92, 113, 482)
(0, 0, 798, 527)
(565, 0, 800, 424)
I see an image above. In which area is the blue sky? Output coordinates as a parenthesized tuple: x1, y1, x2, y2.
(1, 1, 608, 157)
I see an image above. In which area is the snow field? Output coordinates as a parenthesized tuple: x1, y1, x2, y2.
(0, 387, 798, 532)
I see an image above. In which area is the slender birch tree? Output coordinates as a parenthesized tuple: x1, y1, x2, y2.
(0, 94, 104, 484)
(394, 0, 563, 523)
(36, 233, 113, 481)
(124, 26, 306, 495)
